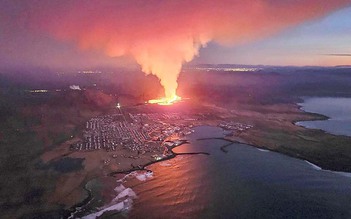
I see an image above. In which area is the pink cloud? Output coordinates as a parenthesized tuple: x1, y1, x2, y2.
(16, 0, 351, 97)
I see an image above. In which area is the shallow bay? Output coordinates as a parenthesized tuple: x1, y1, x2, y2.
(297, 97, 351, 137)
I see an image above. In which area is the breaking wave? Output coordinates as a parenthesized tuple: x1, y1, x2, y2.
(82, 171, 154, 218)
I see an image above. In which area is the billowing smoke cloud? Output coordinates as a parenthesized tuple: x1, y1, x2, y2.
(14, 0, 351, 98)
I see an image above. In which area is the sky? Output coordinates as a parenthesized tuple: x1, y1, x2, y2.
(194, 6, 351, 66)
(0, 0, 350, 71)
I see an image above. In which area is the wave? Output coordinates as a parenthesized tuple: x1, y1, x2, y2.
(82, 187, 136, 218)
(305, 161, 322, 170)
(305, 160, 351, 178)
(82, 185, 137, 219)
(135, 171, 153, 181)
(82, 171, 154, 218)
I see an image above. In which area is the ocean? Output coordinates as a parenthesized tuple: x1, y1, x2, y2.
(297, 97, 351, 137)
(83, 126, 351, 218)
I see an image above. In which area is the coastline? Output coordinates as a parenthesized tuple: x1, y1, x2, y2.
(75, 139, 210, 218)
(69, 122, 351, 218)
(66, 182, 93, 219)
(38, 99, 351, 218)
(293, 97, 351, 137)
(105, 116, 351, 178)
(292, 100, 330, 129)
(108, 139, 209, 176)
(293, 101, 329, 130)
(198, 135, 351, 179)
(230, 101, 351, 173)
(304, 160, 351, 178)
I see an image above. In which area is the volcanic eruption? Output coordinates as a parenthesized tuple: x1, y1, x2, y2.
(17, 0, 351, 104)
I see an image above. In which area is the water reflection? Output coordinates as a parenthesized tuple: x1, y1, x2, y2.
(127, 126, 351, 218)
(129, 155, 212, 218)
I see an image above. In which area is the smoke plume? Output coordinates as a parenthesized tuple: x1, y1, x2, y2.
(18, 0, 351, 98)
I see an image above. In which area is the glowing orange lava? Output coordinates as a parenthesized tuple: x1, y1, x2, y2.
(148, 95, 182, 105)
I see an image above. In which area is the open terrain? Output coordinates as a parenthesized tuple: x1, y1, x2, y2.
(1, 66, 351, 217)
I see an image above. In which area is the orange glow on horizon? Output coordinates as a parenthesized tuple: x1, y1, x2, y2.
(27, 0, 351, 95)
(148, 95, 182, 105)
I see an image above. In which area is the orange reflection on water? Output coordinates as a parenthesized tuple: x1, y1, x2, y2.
(128, 152, 211, 218)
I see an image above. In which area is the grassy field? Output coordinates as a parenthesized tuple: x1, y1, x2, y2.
(0, 89, 115, 218)
(1, 68, 351, 217)
(224, 102, 351, 172)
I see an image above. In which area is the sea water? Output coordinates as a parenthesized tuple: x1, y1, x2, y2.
(297, 97, 351, 137)
(127, 126, 351, 218)
(83, 126, 351, 218)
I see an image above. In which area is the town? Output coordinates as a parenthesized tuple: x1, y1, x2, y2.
(218, 121, 253, 136)
(70, 112, 196, 154)
(70, 110, 254, 155)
